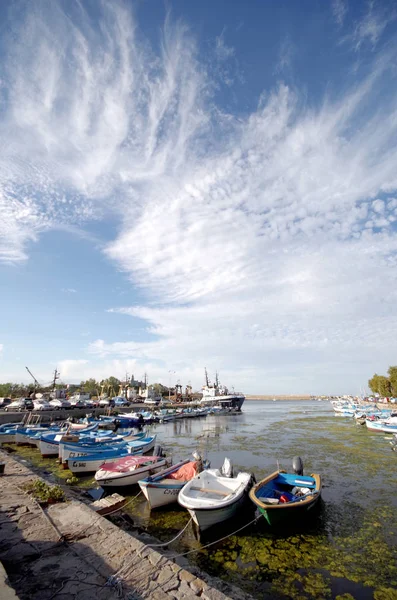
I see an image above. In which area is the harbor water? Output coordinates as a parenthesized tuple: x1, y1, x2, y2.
(6, 399, 397, 599)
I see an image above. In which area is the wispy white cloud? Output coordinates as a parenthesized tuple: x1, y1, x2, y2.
(348, 1, 395, 50)
(275, 36, 294, 74)
(61, 288, 77, 294)
(0, 344, 3, 354)
(332, 0, 348, 27)
(215, 29, 235, 61)
(1, 2, 397, 392)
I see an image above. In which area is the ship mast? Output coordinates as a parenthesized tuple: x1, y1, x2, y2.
(205, 367, 210, 387)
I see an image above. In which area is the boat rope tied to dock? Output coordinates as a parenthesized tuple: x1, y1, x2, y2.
(105, 574, 124, 598)
(145, 516, 193, 548)
(112, 512, 264, 597)
(169, 513, 264, 561)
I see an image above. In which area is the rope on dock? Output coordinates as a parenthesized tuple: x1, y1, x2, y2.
(145, 516, 193, 547)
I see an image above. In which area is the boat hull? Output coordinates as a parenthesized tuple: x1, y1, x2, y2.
(139, 480, 185, 508)
(0, 433, 16, 444)
(200, 394, 245, 410)
(186, 491, 247, 531)
(67, 453, 128, 474)
(39, 438, 61, 457)
(95, 458, 171, 487)
(365, 420, 397, 433)
(256, 492, 321, 526)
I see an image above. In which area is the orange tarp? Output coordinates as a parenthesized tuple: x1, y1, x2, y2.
(168, 461, 198, 481)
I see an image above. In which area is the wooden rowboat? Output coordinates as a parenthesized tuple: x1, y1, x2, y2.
(249, 469, 321, 526)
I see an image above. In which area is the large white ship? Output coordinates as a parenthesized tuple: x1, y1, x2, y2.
(199, 370, 245, 410)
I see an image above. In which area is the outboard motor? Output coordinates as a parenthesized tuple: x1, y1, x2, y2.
(113, 419, 121, 433)
(220, 457, 234, 478)
(192, 451, 211, 471)
(153, 444, 165, 457)
(292, 456, 304, 476)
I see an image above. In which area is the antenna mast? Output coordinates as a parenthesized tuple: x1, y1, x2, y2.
(52, 368, 60, 389)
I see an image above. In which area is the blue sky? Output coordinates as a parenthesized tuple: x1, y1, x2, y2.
(1, 0, 397, 394)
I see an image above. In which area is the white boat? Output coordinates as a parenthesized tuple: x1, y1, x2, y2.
(95, 455, 171, 487)
(366, 414, 397, 433)
(0, 431, 17, 444)
(39, 433, 69, 457)
(178, 458, 253, 532)
(139, 456, 204, 509)
(199, 370, 245, 410)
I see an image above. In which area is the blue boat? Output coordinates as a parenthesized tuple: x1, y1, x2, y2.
(66, 435, 157, 474)
(249, 460, 322, 526)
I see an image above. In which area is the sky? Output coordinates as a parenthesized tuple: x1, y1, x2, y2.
(1, 0, 397, 395)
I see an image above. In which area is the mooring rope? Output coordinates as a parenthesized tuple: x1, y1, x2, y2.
(168, 513, 263, 560)
(145, 516, 193, 547)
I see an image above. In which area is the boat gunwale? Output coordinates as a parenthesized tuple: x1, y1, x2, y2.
(178, 472, 252, 511)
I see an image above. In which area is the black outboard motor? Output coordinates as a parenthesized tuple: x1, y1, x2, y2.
(113, 419, 121, 433)
(153, 444, 165, 457)
(292, 456, 304, 476)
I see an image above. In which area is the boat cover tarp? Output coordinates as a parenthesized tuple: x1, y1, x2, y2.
(168, 461, 198, 481)
(102, 455, 161, 472)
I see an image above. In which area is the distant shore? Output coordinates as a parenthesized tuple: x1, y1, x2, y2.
(246, 395, 314, 400)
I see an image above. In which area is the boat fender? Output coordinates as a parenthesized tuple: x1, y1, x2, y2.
(292, 456, 304, 476)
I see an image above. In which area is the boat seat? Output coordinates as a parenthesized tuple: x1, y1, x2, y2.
(190, 486, 230, 496)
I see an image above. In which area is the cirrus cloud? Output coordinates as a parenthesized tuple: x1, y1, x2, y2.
(1, 2, 397, 392)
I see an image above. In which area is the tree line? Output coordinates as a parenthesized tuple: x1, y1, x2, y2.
(368, 366, 397, 396)
(0, 376, 171, 398)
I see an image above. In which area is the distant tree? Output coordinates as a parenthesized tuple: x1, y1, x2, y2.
(152, 383, 168, 395)
(378, 376, 391, 396)
(368, 374, 391, 396)
(0, 383, 12, 397)
(106, 376, 121, 388)
(80, 378, 99, 395)
(368, 374, 380, 394)
(387, 366, 397, 396)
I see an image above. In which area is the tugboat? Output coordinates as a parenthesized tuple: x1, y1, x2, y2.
(199, 370, 245, 411)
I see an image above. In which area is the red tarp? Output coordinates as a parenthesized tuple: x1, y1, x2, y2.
(103, 455, 160, 472)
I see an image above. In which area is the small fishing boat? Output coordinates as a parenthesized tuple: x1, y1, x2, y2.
(39, 423, 99, 457)
(365, 414, 397, 433)
(178, 458, 253, 532)
(60, 434, 156, 466)
(139, 453, 209, 508)
(249, 457, 321, 526)
(95, 453, 171, 487)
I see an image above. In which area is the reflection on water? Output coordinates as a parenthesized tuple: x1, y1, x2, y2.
(126, 400, 397, 599)
(7, 400, 397, 599)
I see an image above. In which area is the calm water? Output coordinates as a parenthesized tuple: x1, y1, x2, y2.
(123, 400, 397, 599)
(10, 399, 397, 599)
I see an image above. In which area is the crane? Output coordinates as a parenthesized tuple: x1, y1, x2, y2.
(25, 366, 40, 392)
